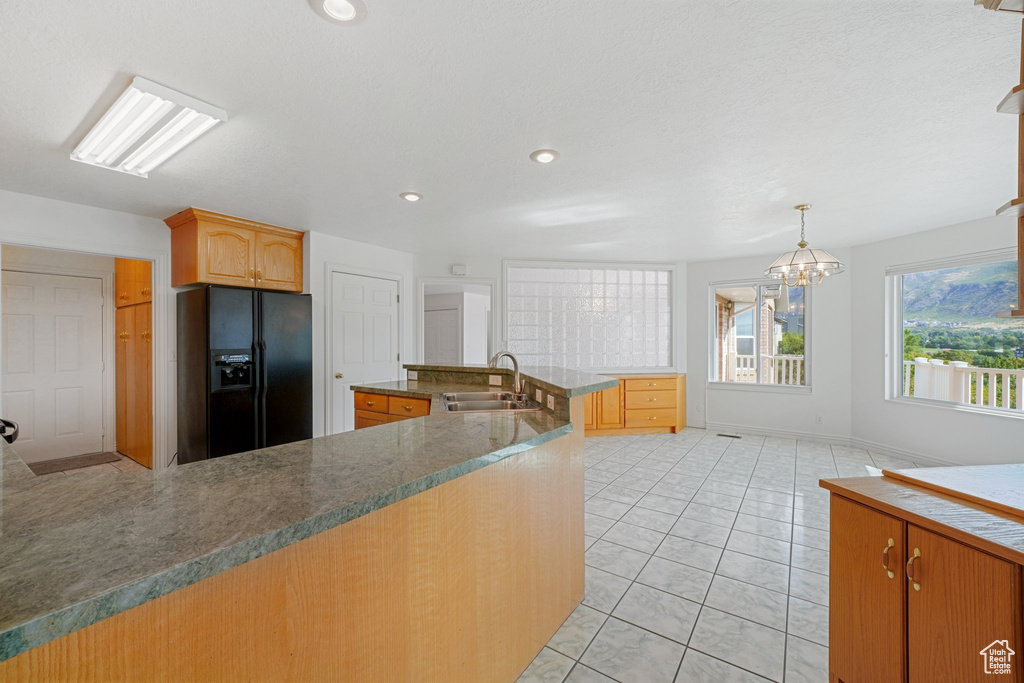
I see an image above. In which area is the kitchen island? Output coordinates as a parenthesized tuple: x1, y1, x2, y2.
(0, 368, 616, 681)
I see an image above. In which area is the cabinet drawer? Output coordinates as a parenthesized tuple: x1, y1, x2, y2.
(388, 395, 431, 417)
(624, 407, 677, 428)
(354, 391, 387, 413)
(624, 378, 674, 392)
(624, 390, 676, 410)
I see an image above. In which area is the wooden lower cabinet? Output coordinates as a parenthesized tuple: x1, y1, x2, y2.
(907, 526, 1019, 683)
(115, 302, 152, 468)
(830, 496, 906, 683)
(584, 374, 685, 435)
(829, 492, 1023, 683)
(354, 393, 431, 429)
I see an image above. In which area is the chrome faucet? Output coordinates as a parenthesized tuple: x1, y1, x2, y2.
(488, 351, 523, 395)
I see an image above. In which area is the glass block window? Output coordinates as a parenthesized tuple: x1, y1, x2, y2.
(504, 263, 673, 370)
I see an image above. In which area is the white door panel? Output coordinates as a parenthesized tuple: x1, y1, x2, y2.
(424, 308, 461, 365)
(1, 271, 104, 462)
(330, 272, 399, 434)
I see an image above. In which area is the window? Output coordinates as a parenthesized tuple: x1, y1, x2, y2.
(504, 261, 673, 370)
(893, 254, 1023, 412)
(712, 282, 807, 386)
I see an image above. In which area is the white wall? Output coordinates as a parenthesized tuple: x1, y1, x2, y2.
(0, 189, 175, 467)
(686, 249, 853, 441)
(850, 215, 1022, 465)
(305, 231, 416, 437)
(462, 291, 491, 364)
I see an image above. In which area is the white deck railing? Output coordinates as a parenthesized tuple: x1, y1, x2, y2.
(729, 354, 805, 385)
(903, 358, 1024, 411)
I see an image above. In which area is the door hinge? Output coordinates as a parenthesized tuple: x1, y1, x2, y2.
(396, 294, 400, 303)
(397, 353, 400, 361)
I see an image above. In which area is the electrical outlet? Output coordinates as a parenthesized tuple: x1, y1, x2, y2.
(535, 389, 543, 402)
(489, 375, 502, 386)
(815, 415, 823, 425)
(547, 395, 555, 410)
(407, 370, 418, 381)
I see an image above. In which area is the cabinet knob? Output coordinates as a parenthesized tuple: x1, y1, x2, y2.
(906, 548, 921, 591)
(881, 538, 896, 579)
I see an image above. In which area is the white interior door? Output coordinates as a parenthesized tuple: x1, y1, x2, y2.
(2, 271, 104, 462)
(423, 308, 461, 365)
(330, 272, 400, 433)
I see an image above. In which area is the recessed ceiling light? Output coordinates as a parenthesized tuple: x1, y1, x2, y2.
(530, 149, 559, 164)
(309, 0, 365, 23)
(71, 76, 227, 178)
(400, 192, 422, 202)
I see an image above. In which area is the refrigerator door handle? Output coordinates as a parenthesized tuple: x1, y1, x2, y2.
(260, 338, 268, 448)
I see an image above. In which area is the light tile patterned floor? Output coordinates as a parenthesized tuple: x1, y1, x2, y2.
(518, 428, 928, 683)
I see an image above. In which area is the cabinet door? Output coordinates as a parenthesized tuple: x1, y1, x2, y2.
(908, 526, 1020, 683)
(200, 224, 256, 287)
(582, 393, 596, 430)
(595, 383, 623, 430)
(133, 259, 153, 304)
(115, 306, 132, 453)
(128, 303, 153, 468)
(354, 410, 388, 429)
(114, 258, 133, 307)
(254, 232, 302, 292)
(830, 495, 907, 683)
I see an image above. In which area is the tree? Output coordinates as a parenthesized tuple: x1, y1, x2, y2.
(933, 349, 974, 364)
(777, 332, 804, 356)
(903, 329, 927, 360)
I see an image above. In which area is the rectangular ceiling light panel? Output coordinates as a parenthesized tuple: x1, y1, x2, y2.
(71, 77, 228, 178)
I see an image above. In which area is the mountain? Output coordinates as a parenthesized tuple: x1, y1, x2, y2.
(902, 260, 1018, 321)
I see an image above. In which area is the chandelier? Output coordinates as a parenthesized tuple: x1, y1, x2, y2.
(764, 204, 845, 286)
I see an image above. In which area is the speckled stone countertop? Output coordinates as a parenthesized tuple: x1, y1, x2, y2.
(399, 365, 620, 398)
(350, 380, 495, 405)
(0, 409, 571, 662)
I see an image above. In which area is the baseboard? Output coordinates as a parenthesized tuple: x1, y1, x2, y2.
(704, 421, 851, 445)
(702, 422, 960, 467)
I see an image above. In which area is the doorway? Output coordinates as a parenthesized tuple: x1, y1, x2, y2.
(0, 245, 153, 472)
(329, 270, 401, 434)
(418, 279, 495, 366)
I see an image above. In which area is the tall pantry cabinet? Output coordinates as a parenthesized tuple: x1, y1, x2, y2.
(114, 258, 153, 468)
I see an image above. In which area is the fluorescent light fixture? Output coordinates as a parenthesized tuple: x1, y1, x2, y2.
(71, 77, 227, 178)
(400, 192, 422, 202)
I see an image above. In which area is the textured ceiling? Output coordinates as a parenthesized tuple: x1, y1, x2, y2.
(0, 1, 1019, 261)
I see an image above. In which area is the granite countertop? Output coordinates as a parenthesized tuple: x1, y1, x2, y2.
(399, 365, 620, 398)
(350, 380, 494, 405)
(0, 409, 570, 662)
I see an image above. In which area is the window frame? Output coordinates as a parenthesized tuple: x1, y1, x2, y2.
(885, 246, 1024, 419)
(501, 258, 677, 373)
(707, 277, 813, 393)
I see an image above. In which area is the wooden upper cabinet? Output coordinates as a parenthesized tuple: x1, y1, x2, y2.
(255, 231, 302, 291)
(114, 258, 153, 307)
(166, 208, 304, 292)
(830, 495, 907, 683)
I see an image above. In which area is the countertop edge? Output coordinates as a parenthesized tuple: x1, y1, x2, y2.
(0, 422, 574, 663)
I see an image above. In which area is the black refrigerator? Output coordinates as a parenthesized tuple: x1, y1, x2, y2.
(177, 285, 312, 464)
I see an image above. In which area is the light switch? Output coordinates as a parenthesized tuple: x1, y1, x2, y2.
(408, 370, 418, 381)
(546, 395, 555, 410)
(535, 389, 543, 402)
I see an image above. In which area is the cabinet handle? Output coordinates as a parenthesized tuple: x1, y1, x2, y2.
(403, 405, 414, 411)
(647, 383, 658, 387)
(906, 548, 921, 591)
(647, 416, 657, 420)
(335, 372, 344, 379)
(142, 330, 151, 342)
(119, 331, 128, 343)
(119, 293, 128, 301)
(141, 287, 150, 296)
(647, 398, 657, 402)
(250, 268, 255, 281)
(881, 538, 896, 579)
(256, 269, 262, 282)
(365, 400, 375, 407)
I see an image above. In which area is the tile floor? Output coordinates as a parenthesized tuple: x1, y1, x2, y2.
(37, 453, 148, 475)
(518, 428, 929, 683)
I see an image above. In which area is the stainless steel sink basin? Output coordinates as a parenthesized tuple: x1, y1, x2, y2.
(441, 393, 541, 413)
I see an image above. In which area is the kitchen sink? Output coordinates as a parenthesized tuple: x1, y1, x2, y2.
(441, 393, 541, 413)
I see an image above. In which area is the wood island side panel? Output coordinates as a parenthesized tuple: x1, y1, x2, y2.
(0, 427, 584, 682)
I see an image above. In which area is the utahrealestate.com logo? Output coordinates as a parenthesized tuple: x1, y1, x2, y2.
(980, 640, 1015, 675)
